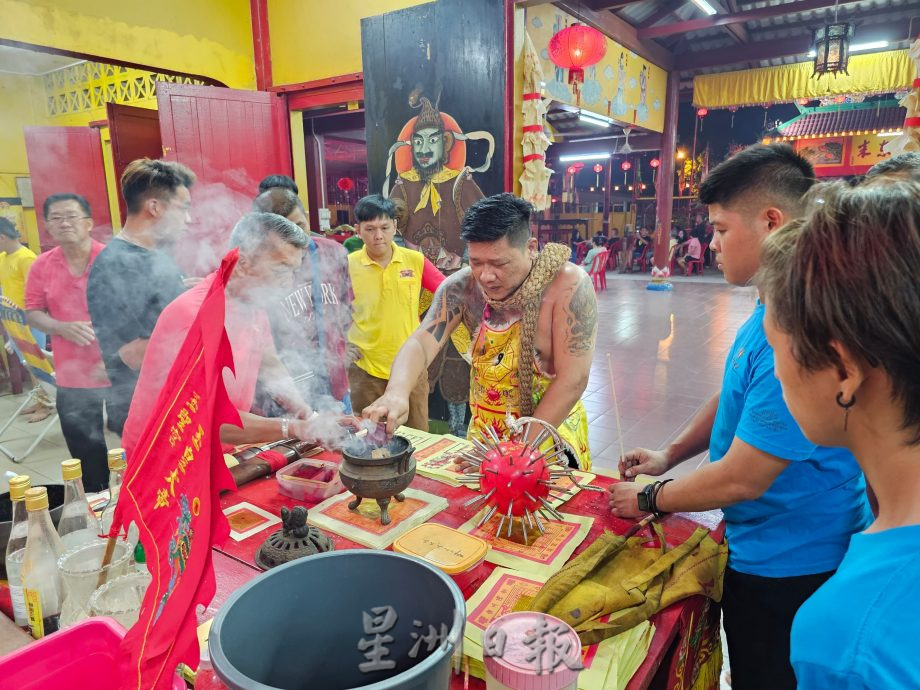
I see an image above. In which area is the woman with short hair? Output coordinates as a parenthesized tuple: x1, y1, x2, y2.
(758, 178, 920, 690)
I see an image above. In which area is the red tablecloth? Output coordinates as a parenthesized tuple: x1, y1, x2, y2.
(215, 450, 724, 690)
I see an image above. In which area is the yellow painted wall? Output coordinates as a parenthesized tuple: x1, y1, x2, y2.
(289, 111, 310, 215)
(268, 0, 430, 85)
(0, 0, 256, 89)
(0, 72, 48, 253)
(525, 4, 667, 133)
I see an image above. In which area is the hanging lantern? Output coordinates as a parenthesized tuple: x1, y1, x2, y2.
(566, 165, 577, 175)
(696, 108, 708, 117)
(728, 105, 739, 128)
(649, 158, 660, 169)
(572, 162, 585, 171)
(592, 163, 604, 173)
(812, 23, 853, 77)
(548, 24, 607, 105)
(336, 177, 355, 192)
(620, 161, 632, 171)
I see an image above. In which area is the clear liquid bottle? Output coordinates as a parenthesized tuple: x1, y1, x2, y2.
(100, 448, 138, 551)
(4, 474, 31, 627)
(21, 487, 65, 639)
(56, 459, 101, 552)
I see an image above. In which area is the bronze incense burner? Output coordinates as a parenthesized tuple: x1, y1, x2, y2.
(339, 435, 415, 525)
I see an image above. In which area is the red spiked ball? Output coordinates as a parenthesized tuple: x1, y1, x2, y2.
(478, 440, 552, 518)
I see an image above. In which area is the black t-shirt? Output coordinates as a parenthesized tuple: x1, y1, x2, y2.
(86, 237, 185, 430)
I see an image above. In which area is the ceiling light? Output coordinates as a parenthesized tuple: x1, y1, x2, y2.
(878, 130, 903, 137)
(579, 111, 615, 127)
(690, 0, 718, 16)
(559, 152, 611, 162)
(807, 40, 888, 58)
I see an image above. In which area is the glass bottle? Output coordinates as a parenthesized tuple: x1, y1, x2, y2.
(56, 459, 101, 552)
(21, 487, 65, 639)
(100, 448, 139, 552)
(4, 474, 31, 627)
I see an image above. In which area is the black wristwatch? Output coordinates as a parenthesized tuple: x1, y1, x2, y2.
(637, 483, 656, 513)
(637, 480, 673, 518)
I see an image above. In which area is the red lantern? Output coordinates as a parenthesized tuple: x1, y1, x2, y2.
(548, 24, 607, 104)
(592, 163, 604, 173)
(572, 162, 585, 170)
(336, 177, 355, 192)
(620, 161, 632, 171)
(649, 158, 660, 169)
(566, 165, 577, 175)
(697, 108, 708, 117)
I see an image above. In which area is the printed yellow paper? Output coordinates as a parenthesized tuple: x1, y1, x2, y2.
(458, 510, 593, 577)
(463, 567, 654, 689)
(307, 487, 448, 549)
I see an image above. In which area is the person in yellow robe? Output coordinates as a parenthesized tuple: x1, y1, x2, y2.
(364, 193, 596, 469)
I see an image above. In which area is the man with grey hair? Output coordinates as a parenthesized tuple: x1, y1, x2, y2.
(122, 212, 318, 449)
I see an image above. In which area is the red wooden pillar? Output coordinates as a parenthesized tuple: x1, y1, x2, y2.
(653, 71, 679, 271)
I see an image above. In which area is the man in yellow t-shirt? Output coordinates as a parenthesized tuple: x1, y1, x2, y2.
(0, 218, 37, 310)
(0, 217, 53, 422)
(347, 195, 444, 430)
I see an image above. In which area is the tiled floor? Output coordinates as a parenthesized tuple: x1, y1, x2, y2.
(582, 271, 757, 478)
(0, 269, 756, 494)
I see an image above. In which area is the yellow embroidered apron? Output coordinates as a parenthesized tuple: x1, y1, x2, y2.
(468, 317, 591, 470)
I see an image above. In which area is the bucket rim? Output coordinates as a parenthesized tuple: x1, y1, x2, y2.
(208, 549, 465, 690)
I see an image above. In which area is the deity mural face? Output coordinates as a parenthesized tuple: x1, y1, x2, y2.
(412, 126, 445, 176)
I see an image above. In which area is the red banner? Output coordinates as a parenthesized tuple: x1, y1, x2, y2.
(114, 250, 241, 689)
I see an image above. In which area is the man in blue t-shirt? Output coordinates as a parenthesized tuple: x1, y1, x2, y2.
(608, 144, 872, 690)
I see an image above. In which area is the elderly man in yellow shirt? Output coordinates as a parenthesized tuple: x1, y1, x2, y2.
(347, 195, 445, 431)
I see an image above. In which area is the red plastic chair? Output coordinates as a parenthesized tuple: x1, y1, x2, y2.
(606, 239, 620, 270)
(685, 243, 708, 276)
(588, 249, 609, 291)
(635, 244, 651, 273)
(575, 241, 589, 264)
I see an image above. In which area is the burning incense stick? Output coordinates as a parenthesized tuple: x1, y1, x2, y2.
(605, 352, 630, 480)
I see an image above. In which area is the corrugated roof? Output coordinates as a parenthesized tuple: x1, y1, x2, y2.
(778, 103, 905, 135)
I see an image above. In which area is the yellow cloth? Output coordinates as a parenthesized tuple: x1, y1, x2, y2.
(0, 246, 36, 309)
(530, 523, 727, 646)
(468, 316, 591, 469)
(693, 50, 913, 108)
(399, 168, 460, 215)
(348, 243, 425, 380)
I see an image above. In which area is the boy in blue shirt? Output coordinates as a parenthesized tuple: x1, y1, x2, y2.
(608, 144, 872, 690)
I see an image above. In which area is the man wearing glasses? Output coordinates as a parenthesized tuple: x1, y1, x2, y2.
(25, 194, 111, 490)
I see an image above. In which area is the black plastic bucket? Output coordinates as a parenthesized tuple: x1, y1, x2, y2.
(209, 551, 465, 690)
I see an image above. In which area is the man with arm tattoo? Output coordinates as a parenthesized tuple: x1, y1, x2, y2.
(364, 193, 598, 469)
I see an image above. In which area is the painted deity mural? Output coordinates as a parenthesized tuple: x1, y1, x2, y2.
(526, 5, 668, 133)
(383, 93, 494, 270)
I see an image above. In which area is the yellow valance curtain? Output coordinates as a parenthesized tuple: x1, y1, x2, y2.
(693, 50, 913, 108)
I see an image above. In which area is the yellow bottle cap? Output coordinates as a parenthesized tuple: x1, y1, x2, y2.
(24, 487, 49, 512)
(61, 459, 83, 481)
(8, 475, 31, 501)
(107, 448, 126, 471)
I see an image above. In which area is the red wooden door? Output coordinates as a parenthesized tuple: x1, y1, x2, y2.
(24, 127, 113, 250)
(106, 103, 163, 225)
(156, 83, 292, 275)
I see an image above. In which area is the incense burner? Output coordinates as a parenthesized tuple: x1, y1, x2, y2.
(339, 435, 416, 525)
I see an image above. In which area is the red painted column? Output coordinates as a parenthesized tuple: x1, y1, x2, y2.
(250, 0, 273, 91)
(653, 71, 679, 271)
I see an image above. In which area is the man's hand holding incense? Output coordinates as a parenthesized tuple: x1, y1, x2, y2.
(362, 391, 410, 435)
(619, 447, 670, 480)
